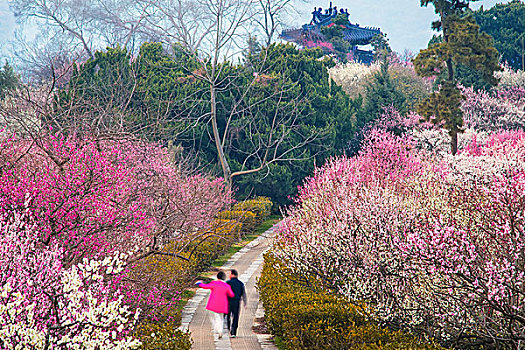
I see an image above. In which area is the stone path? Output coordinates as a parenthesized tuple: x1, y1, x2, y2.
(179, 224, 279, 350)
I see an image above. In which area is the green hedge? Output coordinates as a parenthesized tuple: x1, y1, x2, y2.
(258, 252, 444, 350)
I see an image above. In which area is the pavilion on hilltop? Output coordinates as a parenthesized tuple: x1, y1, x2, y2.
(280, 2, 382, 63)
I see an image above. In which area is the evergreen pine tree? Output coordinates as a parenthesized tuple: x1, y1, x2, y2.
(414, 0, 500, 154)
(0, 61, 20, 100)
(358, 53, 406, 129)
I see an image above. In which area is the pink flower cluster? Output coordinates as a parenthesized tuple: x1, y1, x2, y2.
(276, 129, 525, 348)
(461, 85, 525, 131)
(303, 40, 334, 51)
(0, 132, 232, 346)
(0, 209, 141, 349)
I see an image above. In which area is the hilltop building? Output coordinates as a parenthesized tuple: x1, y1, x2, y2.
(280, 2, 382, 63)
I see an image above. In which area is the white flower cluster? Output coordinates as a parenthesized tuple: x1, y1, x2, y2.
(495, 66, 525, 90)
(461, 86, 525, 131)
(409, 127, 489, 155)
(0, 252, 142, 350)
(444, 153, 524, 183)
(0, 285, 46, 349)
(328, 62, 379, 98)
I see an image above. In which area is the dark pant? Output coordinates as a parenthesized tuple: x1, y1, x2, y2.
(227, 299, 241, 335)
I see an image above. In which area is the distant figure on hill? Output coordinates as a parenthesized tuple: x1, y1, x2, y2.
(196, 271, 234, 339)
(226, 269, 247, 338)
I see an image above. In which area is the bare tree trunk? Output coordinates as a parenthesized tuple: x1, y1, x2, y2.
(210, 84, 232, 187)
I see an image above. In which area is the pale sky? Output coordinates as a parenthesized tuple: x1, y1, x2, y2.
(293, 0, 510, 53)
(0, 1, 16, 62)
(0, 0, 511, 62)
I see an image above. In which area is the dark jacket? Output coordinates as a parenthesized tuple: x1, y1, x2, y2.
(227, 277, 247, 305)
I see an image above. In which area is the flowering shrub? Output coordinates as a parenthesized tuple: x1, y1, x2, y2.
(136, 323, 191, 350)
(328, 62, 379, 98)
(275, 129, 525, 348)
(0, 134, 149, 263)
(0, 209, 141, 349)
(232, 196, 272, 222)
(0, 131, 233, 347)
(495, 64, 525, 90)
(461, 85, 525, 131)
(217, 210, 256, 233)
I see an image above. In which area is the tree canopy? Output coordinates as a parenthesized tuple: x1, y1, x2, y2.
(55, 43, 356, 206)
(0, 62, 20, 100)
(473, 0, 525, 71)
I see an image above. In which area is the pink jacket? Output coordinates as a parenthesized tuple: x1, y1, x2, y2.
(197, 280, 235, 314)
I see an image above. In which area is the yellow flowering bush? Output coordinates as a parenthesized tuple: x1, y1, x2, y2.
(217, 210, 256, 233)
(135, 321, 192, 350)
(232, 196, 272, 222)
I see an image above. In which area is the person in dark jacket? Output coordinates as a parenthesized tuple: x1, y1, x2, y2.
(226, 269, 247, 337)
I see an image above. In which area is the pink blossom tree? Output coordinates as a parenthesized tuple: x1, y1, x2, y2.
(275, 129, 525, 348)
(0, 130, 232, 335)
(461, 85, 525, 132)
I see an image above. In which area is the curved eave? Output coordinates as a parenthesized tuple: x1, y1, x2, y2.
(343, 26, 381, 45)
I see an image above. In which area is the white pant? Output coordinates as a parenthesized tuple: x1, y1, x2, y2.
(210, 311, 227, 335)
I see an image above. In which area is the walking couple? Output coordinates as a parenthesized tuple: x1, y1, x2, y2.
(195, 269, 247, 339)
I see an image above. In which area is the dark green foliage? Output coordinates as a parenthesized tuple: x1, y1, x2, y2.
(427, 35, 493, 90)
(54, 46, 142, 135)
(356, 56, 407, 130)
(414, 15, 500, 84)
(473, 0, 525, 71)
(0, 61, 20, 100)
(416, 81, 464, 153)
(244, 35, 263, 69)
(134, 43, 207, 142)
(446, 15, 500, 85)
(226, 44, 356, 205)
(58, 43, 356, 206)
(370, 33, 392, 60)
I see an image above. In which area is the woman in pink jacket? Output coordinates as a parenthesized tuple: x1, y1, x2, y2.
(196, 271, 235, 338)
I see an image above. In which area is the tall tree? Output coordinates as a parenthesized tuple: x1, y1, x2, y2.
(255, 0, 298, 47)
(52, 43, 354, 204)
(357, 54, 407, 130)
(414, 0, 500, 155)
(10, 0, 154, 59)
(9, 0, 296, 80)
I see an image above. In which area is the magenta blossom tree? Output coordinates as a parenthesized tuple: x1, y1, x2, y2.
(0, 208, 141, 349)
